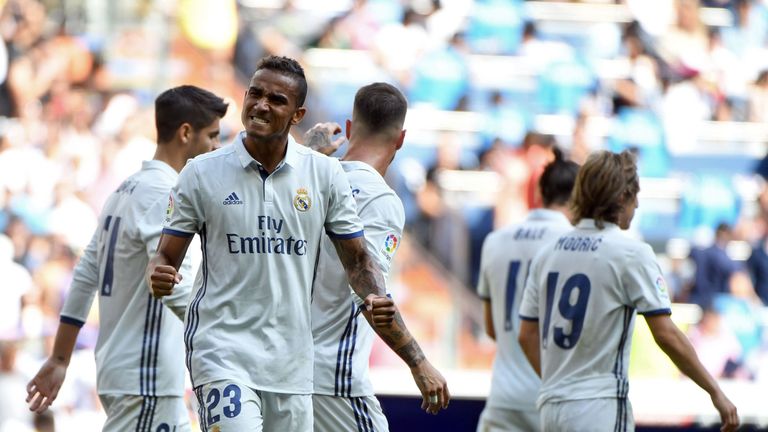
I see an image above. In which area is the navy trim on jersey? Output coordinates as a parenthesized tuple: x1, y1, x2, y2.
(334, 304, 354, 396)
(326, 229, 364, 240)
(335, 302, 358, 397)
(519, 315, 539, 322)
(162, 227, 195, 238)
(60, 315, 85, 328)
(345, 312, 360, 397)
(613, 307, 633, 432)
(140, 295, 163, 397)
(638, 308, 672, 316)
(185, 224, 209, 387)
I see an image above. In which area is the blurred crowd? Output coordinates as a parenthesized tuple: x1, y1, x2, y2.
(2, 0, 768, 429)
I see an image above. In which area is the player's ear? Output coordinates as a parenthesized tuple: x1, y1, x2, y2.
(178, 123, 192, 144)
(345, 119, 352, 140)
(395, 129, 406, 150)
(290, 107, 307, 125)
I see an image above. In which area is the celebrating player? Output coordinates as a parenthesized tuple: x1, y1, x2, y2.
(518, 150, 739, 432)
(146, 56, 395, 431)
(306, 82, 449, 432)
(26, 85, 228, 430)
(476, 148, 578, 432)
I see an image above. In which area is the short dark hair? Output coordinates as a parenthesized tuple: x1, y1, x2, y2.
(539, 147, 579, 207)
(571, 150, 640, 228)
(155, 85, 228, 143)
(255, 55, 308, 107)
(353, 82, 407, 134)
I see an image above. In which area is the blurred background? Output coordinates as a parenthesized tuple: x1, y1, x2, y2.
(1, 0, 768, 430)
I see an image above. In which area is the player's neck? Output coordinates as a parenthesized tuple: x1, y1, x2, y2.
(544, 203, 572, 221)
(243, 135, 288, 173)
(152, 143, 186, 173)
(342, 140, 391, 177)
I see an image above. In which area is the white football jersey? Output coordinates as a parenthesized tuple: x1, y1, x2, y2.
(477, 209, 572, 411)
(60, 160, 194, 397)
(164, 132, 363, 394)
(312, 161, 405, 397)
(519, 219, 672, 407)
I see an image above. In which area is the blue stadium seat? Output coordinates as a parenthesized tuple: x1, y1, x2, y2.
(608, 108, 669, 178)
(536, 59, 596, 115)
(677, 174, 741, 237)
(409, 47, 470, 110)
(466, 0, 524, 55)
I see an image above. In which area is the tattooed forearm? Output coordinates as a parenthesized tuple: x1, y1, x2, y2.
(371, 311, 425, 368)
(395, 339, 426, 368)
(334, 237, 386, 298)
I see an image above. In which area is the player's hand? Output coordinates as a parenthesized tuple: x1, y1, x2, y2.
(302, 122, 345, 156)
(711, 391, 739, 432)
(148, 264, 182, 298)
(411, 360, 450, 415)
(364, 294, 395, 327)
(26, 358, 67, 414)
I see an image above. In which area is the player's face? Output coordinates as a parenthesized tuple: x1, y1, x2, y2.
(242, 69, 306, 142)
(187, 119, 222, 159)
(618, 194, 638, 230)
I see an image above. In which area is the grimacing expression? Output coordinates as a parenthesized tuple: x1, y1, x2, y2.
(187, 119, 222, 159)
(242, 69, 305, 141)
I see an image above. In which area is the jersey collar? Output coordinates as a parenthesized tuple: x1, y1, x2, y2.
(527, 208, 570, 224)
(233, 131, 300, 171)
(142, 160, 178, 181)
(576, 218, 619, 230)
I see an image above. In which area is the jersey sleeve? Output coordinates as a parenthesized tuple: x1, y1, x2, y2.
(163, 162, 203, 238)
(347, 193, 405, 307)
(139, 193, 194, 322)
(519, 253, 542, 321)
(622, 243, 673, 315)
(60, 220, 102, 327)
(324, 159, 364, 239)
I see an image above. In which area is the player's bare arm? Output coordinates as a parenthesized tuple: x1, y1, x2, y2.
(303, 121, 346, 156)
(147, 233, 193, 298)
(26, 322, 79, 413)
(483, 300, 496, 340)
(645, 314, 740, 432)
(518, 320, 541, 377)
(331, 236, 394, 326)
(361, 306, 450, 414)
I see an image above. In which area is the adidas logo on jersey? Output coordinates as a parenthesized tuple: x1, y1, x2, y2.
(223, 192, 243, 205)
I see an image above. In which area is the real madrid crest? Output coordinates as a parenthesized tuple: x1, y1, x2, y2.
(293, 187, 311, 212)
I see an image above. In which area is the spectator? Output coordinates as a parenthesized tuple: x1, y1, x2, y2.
(688, 223, 750, 307)
(687, 306, 744, 378)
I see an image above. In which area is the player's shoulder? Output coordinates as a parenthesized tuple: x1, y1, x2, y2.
(598, 228, 655, 260)
(190, 143, 237, 166)
(343, 161, 396, 197)
(291, 140, 336, 164)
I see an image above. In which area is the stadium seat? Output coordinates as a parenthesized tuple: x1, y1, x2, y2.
(608, 108, 670, 178)
(466, 0, 524, 55)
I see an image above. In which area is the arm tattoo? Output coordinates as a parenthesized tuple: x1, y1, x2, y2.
(305, 128, 333, 153)
(335, 238, 386, 298)
(395, 339, 426, 368)
(374, 311, 426, 368)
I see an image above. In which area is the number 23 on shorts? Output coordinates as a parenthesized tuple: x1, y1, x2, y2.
(202, 383, 242, 426)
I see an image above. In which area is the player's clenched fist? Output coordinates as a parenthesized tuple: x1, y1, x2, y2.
(364, 294, 395, 327)
(147, 264, 182, 298)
